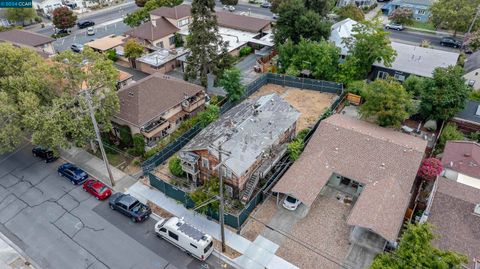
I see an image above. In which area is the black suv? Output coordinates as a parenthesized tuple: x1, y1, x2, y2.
(109, 193, 151, 222)
(77, 21, 95, 29)
(440, 37, 461, 48)
(32, 146, 58, 163)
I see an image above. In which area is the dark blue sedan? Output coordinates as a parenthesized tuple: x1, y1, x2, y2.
(58, 163, 88, 185)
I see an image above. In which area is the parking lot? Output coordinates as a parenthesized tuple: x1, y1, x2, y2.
(0, 143, 229, 269)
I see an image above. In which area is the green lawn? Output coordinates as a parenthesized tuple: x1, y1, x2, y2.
(411, 21, 436, 31)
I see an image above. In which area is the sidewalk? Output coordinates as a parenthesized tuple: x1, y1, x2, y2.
(127, 182, 299, 269)
(0, 233, 37, 269)
(60, 146, 137, 192)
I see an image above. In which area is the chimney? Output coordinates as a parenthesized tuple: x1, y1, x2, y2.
(152, 19, 157, 27)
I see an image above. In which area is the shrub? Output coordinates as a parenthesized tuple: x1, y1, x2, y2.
(117, 125, 132, 147)
(198, 105, 220, 127)
(288, 139, 304, 161)
(106, 49, 117, 61)
(168, 155, 185, 177)
(435, 123, 463, 154)
(174, 32, 184, 47)
(239, 46, 252, 57)
(296, 128, 311, 142)
(131, 133, 145, 156)
(418, 158, 443, 181)
(189, 177, 221, 213)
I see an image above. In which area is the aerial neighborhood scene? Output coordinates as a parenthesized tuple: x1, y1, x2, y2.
(1, 0, 480, 267)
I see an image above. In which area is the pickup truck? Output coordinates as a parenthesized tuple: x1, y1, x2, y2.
(109, 193, 151, 222)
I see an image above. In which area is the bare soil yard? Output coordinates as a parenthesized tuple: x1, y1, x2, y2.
(250, 84, 336, 132)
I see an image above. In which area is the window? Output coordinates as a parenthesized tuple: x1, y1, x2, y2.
(416, 9, 426, 15)
(169, 36, 175, 46)
(469, 80, 476, 87)
(394, 74, 406, 81)
(177, 18, 189, 27)
(168, 231, 179, 240)
(204, 241, 213, 253)
(156, 41, 164, 48)
(190, 243, 198, 248)
(202, 158, 209, 169)
(160, 228, 166, 233)
(377, 71, 388, 79)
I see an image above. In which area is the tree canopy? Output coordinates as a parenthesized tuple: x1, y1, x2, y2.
(219, 68, 245, 102)
(124, 0, 182, 27)
(419, 66, 471, 120)
(402, 75, 432, 97)
(388, 7, 414, 25)
(5, 8, 36, 26)
(124, 39, 144, 68)
(274, 0, 331, 44)
(0, 43, 120, 154)
(359, 79, 413, 127)
(430, 0, 480, 35)
(337, 4, 364, 22)
(465, 29, 480, 52)
(371, 222, 467, 269)
(52, 7, 77, 30)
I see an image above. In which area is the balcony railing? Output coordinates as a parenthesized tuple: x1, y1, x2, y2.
(142, 118, 167, 133)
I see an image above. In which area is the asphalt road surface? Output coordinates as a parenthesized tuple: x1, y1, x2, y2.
(0, 143, 231, 269)
(387, 28, 461, 52)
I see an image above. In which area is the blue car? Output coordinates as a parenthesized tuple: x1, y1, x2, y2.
(58, 163, 88, 185)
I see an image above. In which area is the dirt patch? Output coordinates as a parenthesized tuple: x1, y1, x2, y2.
(240, 195, 278, 242)
(213, 239, 242, 259)
(147, 200, 174, 219)
(250, 84, 336, 132)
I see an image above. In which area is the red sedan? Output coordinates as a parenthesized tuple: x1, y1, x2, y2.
(82, 179, 112, 200)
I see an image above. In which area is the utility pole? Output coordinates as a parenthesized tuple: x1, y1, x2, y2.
(462, 4, 480, 50)
(83, 89, 116, 187)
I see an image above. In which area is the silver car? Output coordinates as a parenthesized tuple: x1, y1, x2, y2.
(385, 23, 404, 31)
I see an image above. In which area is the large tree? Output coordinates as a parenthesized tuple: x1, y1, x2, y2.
(371, 223, 467, 269)
(124, 0, 182, 27)
(124, 39, 144, 68)
(184, 0, 228, 86)
(419, 66, 471, 120)
(359, 79, 413, 127)
(430, 0, 480, 36)
(219, 68, 244, 102)
(388, 7, 414, 26)
(343, 21, 396, 79)
(278, 38, 340, 80)
(274, 0, 331, 44)
(5, 8, 36, 26)
(303, 0, 331, 16)
(0, 43, 119, 153)
(52, 7, 77, 30)
(337, 4, 364, 22)
(465, 29, 480, 52)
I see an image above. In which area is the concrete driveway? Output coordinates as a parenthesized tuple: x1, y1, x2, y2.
(0, 143, 229, 269)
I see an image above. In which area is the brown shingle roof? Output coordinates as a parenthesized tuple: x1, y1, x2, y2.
(126, 18, 178, 42)
(272, 114, 427, 241)
(115, 73, 204, 127)
(150, 4, 191, 19)
(442, 141, 480, 179)
(428, 177, 480, 269)
(216, 11, 271, 33)
(0, 29, 54, 47)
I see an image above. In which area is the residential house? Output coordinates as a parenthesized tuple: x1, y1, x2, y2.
(150, 4, 192, 29)
(337, 0, 376, 8)
(451, 101, 480, 133)
(179, 93, 300, 201)
(116, 69, 133, 89)
(422, 177, 480, 269)
(273, 114, 427, 254)
(32, 0, 63, 15)
(441, 141, 480, 188)
(464, 50, 480, 90)
(381, 0, 433, 23)
(0, 29, 55, 55)
(329, 18, 359, 58)
(370, 42, 459, 81)
(135, 47, 188, 74)
(85, 35, 125, 53)
(112, 73, 205, 145)
(126, 18, 179, 50)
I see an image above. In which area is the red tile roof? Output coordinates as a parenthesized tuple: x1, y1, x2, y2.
(442, 141, 480, 179)
(126, 18, 178, 42)
(150, 4, 191, 19)
(273, 114, 427, 241)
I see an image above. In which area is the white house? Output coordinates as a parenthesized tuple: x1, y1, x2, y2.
(329, 18, 359, 58)
(464, 50, 480, 90)
(32, 0, 63, 15)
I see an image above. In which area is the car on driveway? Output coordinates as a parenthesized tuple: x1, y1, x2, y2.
(109, 193, 151, 222)
(283, 195, 301, 211)
(58, 163, 88, 185)
(32, 146, 58, 163)
(77, 20, 95, 29)
(86, 27, 95, 36)
(71, 43, 83, 53)
(83, 179, 112, 200)
(385, 23, 404, 31)
(260, 1, 271, 8)
(440, 36, 461, 48)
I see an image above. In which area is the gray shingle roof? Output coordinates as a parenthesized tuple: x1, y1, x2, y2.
(454, 100, 480, 125)
(0, 29, 54, 47)
(126, 18, 178, 42)
(464, 50, 480, 74)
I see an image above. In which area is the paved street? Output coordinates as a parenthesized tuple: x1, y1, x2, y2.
(0, 143, 230, 269)
(387, 28, 461, 52)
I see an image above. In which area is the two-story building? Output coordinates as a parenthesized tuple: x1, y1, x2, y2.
(178, 93, 300, 202)
(112, 73, 205, 146)
(381, 0, 433, 23)
(125, 17, 179, 50)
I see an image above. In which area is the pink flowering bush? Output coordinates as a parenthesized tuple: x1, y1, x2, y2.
(418, 158, 443, 181)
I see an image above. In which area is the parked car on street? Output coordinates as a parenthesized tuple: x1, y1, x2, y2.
(58, 163, 88, 185)
(223, 5, 235, 12)
(440, 36, 462, 48)
(260, 1, 271, 8)
(109, 193, 151, 222)
(56, 28, 71, 35)
(272, 13, 278, 20)
(385, 23, 404, 31)
(82, 179, 112, 200)
(71, 43, 83, 53)
(282, 195, 301, 211)
(77, 20, 95, 29)
(86, 27, 95, 36)
(155, 216, 214, 261)
(32, 146, 58, 163)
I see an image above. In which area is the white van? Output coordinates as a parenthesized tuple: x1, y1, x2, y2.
(155, 217, 214, 261)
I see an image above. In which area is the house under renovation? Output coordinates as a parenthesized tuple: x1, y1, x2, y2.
(179, 93, 300, 203)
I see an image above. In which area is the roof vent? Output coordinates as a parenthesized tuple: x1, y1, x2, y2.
(465, 153, 472, 157)
(128, 92, 134, 97)
(475, 204, 480, 215)
(450, 161, 454, 167)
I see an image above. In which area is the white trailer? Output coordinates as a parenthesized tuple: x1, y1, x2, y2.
(154, 217, 214, 261)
